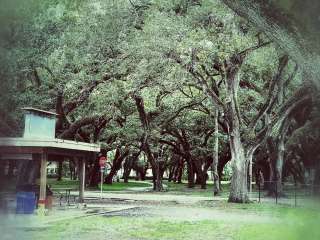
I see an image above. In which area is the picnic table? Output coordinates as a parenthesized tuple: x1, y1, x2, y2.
(51, 187, 77, 206)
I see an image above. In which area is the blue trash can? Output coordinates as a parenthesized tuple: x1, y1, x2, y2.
(16, 192, 36, 214)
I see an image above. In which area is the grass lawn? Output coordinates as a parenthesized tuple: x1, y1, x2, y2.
(13, 179, 320, 240)
(235, 205, 320, 240)
(46, 178, 229, 195)
(99, 181, 152, 191)
(28, 202, 320, 240)
(47, 178, 79, 190)
(47, 178, 152, 191)
(165, 180, 230, 197)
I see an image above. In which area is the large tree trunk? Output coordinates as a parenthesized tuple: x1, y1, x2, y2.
(133, 94, 164, 191)
(212, 109, 220, 195)
(105, 148, 129, 184)
(178, 130, 196, 188)
(194, 161, 203, 185)
(123, 157, 133, 183)
(266, 148, 281, 197)
(143, 145, 163, 191)
(123, 168, 131, 183)
(150, 165, 164, 191)
(274, 139, 285, 195)
(267, 118, 290, 196)
(155, 149, 166, 191)
(89, 159, 100, 187)
(105, 148, 120, 184)
(194, 159, 210, 189)
(168, 165, 175, 182)
(228, 132, 250, 203)
(186, 159, 195, 188)
(128, 151, 143, 181)
(175, 159, 183, 183)
(225, 57, 251, 203)
(136, 165, 147, 181)
(155, 160, 165, 191)
(275, 120, 291, 195)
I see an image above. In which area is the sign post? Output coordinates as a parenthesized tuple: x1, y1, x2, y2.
(99, 156, 107, 199)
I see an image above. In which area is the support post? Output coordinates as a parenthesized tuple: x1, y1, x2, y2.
(38, 150, 48, 214)
(78, 157, 85, 204)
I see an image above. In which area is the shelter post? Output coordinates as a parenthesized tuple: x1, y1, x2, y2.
(78, 157, 86, 203)
(38, 150, 48, 214)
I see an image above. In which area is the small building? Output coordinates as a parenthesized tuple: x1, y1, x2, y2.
(23, 107, 57, 139)
(0, 107, 100, 212)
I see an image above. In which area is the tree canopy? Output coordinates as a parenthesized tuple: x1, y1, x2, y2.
(1, 0, 319, 202)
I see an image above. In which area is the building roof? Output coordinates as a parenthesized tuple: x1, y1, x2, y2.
(22, 107, 59, 116)
(0, 138, 100, 152)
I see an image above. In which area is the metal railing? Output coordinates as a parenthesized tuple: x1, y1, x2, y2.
(249, 181, 320, 207)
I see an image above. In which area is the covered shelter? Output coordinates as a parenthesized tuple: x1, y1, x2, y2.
(0, 108, 100, 211)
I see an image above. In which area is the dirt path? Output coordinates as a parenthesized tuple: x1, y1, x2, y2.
(80, 191, 222, 204)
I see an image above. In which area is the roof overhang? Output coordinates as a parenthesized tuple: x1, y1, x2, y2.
(0, 138, 100, 153)
(22, 107, 59, 116)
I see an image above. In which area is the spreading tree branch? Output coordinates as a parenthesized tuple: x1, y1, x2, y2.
(248, 55, 289, 130)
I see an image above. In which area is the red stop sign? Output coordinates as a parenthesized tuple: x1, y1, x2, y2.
(99, 156, 107, 167)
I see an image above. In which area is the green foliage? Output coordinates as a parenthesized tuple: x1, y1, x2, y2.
(1, 0, 306, 186)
